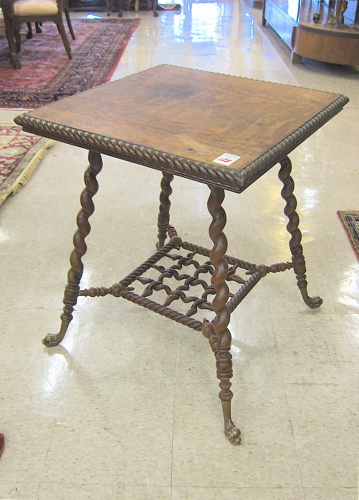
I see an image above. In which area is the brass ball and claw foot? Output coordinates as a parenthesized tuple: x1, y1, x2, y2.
(300, 290, 323, 309)
(224, 418, 242, 445)
(42, 332, 65, 347)
(222, 400, 241, 445)
(42, 319, 70, 346)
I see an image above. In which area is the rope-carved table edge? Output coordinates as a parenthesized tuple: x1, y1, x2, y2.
(14, 95, 348, 194)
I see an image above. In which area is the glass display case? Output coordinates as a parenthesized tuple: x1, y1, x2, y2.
(262, 0, 359, 65)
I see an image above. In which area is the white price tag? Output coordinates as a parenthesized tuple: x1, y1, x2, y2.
(213, 153, 241, 166)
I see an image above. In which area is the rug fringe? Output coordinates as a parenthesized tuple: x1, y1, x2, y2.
(0, 139, 55, 207)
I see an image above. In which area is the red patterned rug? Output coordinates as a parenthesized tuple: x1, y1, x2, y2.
(0, 18, 140, 108)
(0, 124, 54, 206)
(337, 211, 359, 259)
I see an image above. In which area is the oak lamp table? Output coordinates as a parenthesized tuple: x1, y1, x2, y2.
(14, 65, 349, 444)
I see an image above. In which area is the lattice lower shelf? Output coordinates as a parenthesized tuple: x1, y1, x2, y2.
(78, 228, 293, 332)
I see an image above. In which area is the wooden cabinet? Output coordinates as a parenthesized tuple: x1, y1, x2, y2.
(262, 0, 359, 65)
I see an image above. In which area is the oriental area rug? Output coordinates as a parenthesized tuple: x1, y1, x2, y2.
(0, 124, 54, 207)
(337, 211, 359, 259)
(0, 18, 140, 108)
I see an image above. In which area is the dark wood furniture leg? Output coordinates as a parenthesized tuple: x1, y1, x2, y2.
(279, 156, 323, 309)
(56, 18, 72, 59)
(7, 21, 21, 68)
(204, 185, 241, 444)
(14, 24, 21, 52)
(64, 9, 76, 40)
(1, 0, 21, 68)
(43, 151, 103, 346)
(157, 171, 174, 250)
(26, 21, 42, 39)
(26, 22, 33, 39)
(152, 0, 158, 16)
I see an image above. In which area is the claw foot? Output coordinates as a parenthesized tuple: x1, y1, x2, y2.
(301, 292, 323, 309)
(224, 419, 242, 445)
(42, 333, 64, 347)
(10, 54, 21, 69)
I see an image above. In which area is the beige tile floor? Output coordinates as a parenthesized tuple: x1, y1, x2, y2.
(0, 1, 358, 498)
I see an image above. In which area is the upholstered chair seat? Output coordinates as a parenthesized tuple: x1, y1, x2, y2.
(14, 0, 59, 16)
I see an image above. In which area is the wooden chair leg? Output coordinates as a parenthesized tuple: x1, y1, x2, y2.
(26, 22, 33, 39)
(64, 9, 75, 40)
(56, 20, 72, 59)
(26, 22, 42, 39)
(14, 24, 21, 53)
(4, 19, 21, 68)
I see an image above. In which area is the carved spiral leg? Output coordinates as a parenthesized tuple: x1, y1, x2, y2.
(156, 172, 174, 249)
(279, 157, 322, 308)
(207, 186, 241, 445)
(43, 151, 103, 346)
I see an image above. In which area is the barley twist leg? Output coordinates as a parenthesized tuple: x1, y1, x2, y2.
(157, 171, 174, 249)
(43, 151, 103, 346)
(279, 157, 322, 308)
(207, 185, 241, 444)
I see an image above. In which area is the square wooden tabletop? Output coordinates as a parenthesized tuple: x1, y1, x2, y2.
(15, 65, 348, 193)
